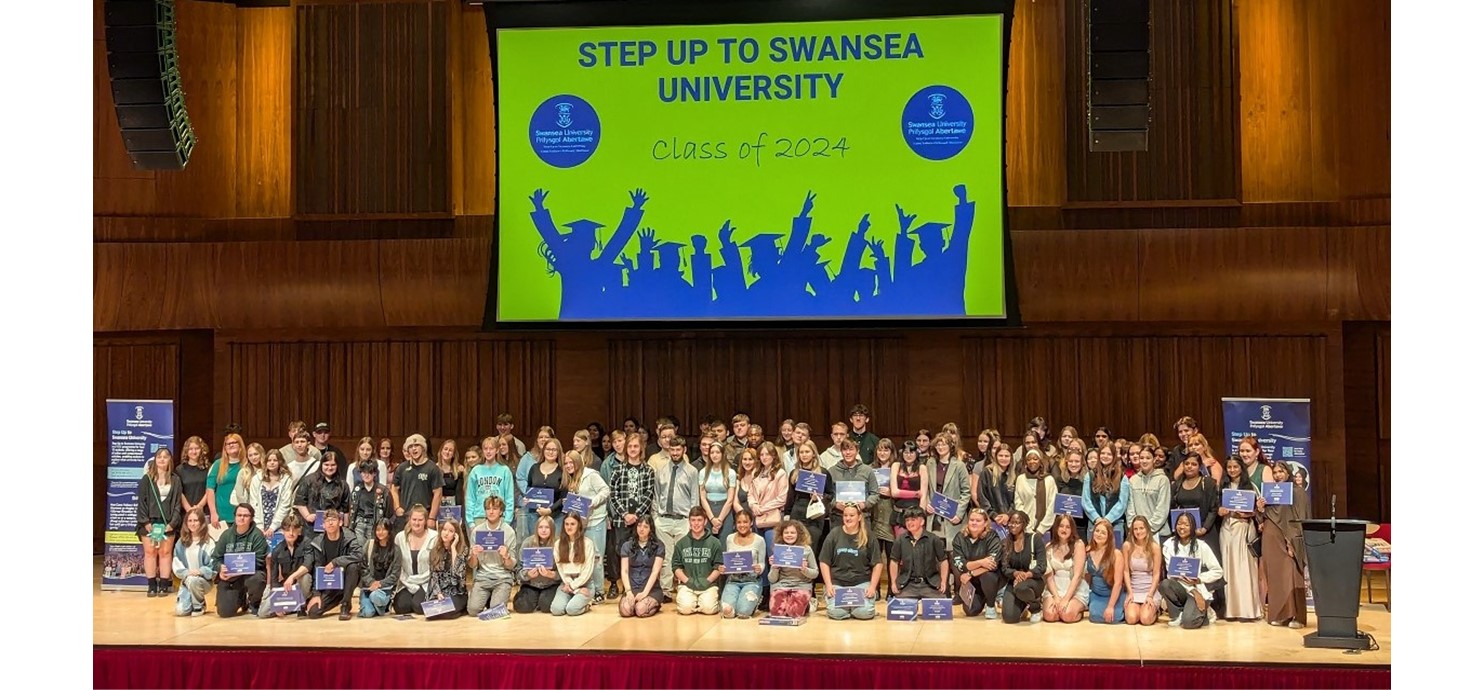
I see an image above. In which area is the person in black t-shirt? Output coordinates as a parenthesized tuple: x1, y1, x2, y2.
(306, 509, 363, 620)
(889, 508, 948, 600)
(391, 434, 444, 532)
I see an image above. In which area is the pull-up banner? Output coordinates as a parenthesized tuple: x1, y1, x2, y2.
(103, 399, 174, 590)
(1221, 397, 1311, 493)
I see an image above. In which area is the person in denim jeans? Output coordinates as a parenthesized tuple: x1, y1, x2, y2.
(719, 511, 765, 619)
(819, 503, 882, 620)
(358, 519, 398, 618)
(171, 508, 215, 616)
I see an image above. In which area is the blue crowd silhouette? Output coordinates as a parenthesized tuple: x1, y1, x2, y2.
(528, 184, 975, 319)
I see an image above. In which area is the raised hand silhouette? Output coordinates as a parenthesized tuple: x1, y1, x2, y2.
(855, 213, 872, 236)
(869, 239, 887, 263)
(896, 203, 916, 234)
(629, 188, 649, 210)
(531, 189, 549, 213)
(637, 227, 658, 252)
(718, 220, 736, 246)
(799, 191, 816, 218)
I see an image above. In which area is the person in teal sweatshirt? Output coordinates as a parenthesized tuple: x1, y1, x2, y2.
(466, 444, 516, 526)
(671, 506, 724, 615)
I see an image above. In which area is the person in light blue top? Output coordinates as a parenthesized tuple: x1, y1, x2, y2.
(1082, 445, 1130, 544)
(698, 442, 737, 542)
(466, 440, 515, 526)
(171, 508, 216, 616)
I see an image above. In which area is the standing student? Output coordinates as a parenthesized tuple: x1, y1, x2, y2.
(232, 443, 266, 514)
(949, 508, 1004, 619)
(240, 449, 293, 543)
(776, 419, 796, 454)
(496, 413, 532, 458)
(1127, 445, 1172, 538)
(1014, 450, 1058, 537)
(210, 502, 269, 618)
(768, 519, 818, 619)
(530, 437, 566, 530)
(825, 439, 881, 538)
(171, 508, 215, 616)
(377, 437, 398, 490)
(1122, 515, 1163, 626)
(618, 518, 665, 618)
(912, 428, 933, 459)
(561, 449, 611, 602)
(358, 519, 399, 618)
(514, 427, 551, 537)
(514, 516, 561, 614)
(818, 423, 850, 469)
(572, 430, 602, 469)
(730, 447, 759, 522)
(1218, 456, 1263, 621)
(436, 439, 464, 507)
(1237, 435, 1274, 487)
(671, 506, 724, 616)
(780, 423, 811, 471)
(1082, 445, 1130, 544)
(1171, 453, 1222, 558)
(259, 513, 311, 619)
(205, 433, 247, 530)
(719, 510, 766, 619)
(977, 443, 1017, 527)
(922, 433, 971, 551)
(1086, 519, 1128, 624)
(870, 439, 897, 589)
(699, 441, 737, 543)
(139, 447, 182, 598)
(1053, 449, 1089, 538)
(888, 507, 948, 601)
(466, 440, 515, 527)
(467, 496, 518, 616)
(654, 437, 700, 594)
(294, 452, 350, 538)
(348, 460, 393, 544)
(999, 510, 1047, 624)
(345, 437, 377, 491)
(176, 437, 212, 524)
(283, 431, 320, 483)
(847, 404, 880, 464)
(1259, 460, 1310, 629)
(745, 442, 788, 599)
(310, 423, 348, 471)
(391, 434, 444, 532)
(391, 505, 440, 615)
(425, 519, 469, 620)
(600, 431, 626, 492)
(819, 503, 882, 621)
(787, 440, 828, 549)
(1158, 512, 1225, 629)
(1182, 433, 1224, 480)
(551, 513, 597, 616)
(304, 509, 363, 620)
(608, 433, 655, 600)
(1041, 514, 1089, 623)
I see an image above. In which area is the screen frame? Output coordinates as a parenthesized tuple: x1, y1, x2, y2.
(480, 0, 1021, 331)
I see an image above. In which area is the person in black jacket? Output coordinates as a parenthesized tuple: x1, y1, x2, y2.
(138, 448, 183, 598)
(977, 444, 1018, 526)
(259, 514, 312, 618)
(950, 509, 1005, 618)
(999, 510, 1047, 624)
(359, 519, 400, 618)
(294, 452, 350, 538)
(306, 509, 364, 620)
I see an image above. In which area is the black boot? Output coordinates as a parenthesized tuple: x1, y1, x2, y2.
(161, 578, 173, 595)
(146, 578, 158, 597)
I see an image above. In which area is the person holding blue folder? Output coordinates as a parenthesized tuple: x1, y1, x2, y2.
(424, 519, 469, 620)
(922, 433, 971, 553)
(305, 509, 362, 620)
(949, 509, 1004, 619)
(768, 519, 818, 619)
(719, 511, 765, 619)
(391, 505, 439, 615)
(1218, 456, 1262, 621)
(1158, 512, 1225, 629)
(1258, 460, 1309, 629)
(467, 496, 517, 616)
(513, 516, 561, 614)
(787, 442, 828, 550)
(211, 502, 269, 618)
(819, 503, 881, 621)
(259, 513, 312, 619)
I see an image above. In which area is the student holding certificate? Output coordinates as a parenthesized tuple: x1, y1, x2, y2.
(561, 450, 610, 603)
(358, 519, 399, 618)
(889, 508, 948, 601)
(139, 448, 182, 599)
(170, 508, 215, 616)
(550, 513, 597, 616)
(670, 506, 724, 615)
(1258, 460, 1310, 629)
(618, 518, 665, 618)
(1053, 449, 1090, 538)
(530, 438, 566, 531)
(999, 510, 1047, 624)
(1218, 457, 1263, 621)
(1158, 512, 1225, 629)
(294, 452, 350, 538)
(768, 519, 819, 619)
(210, 502, 269, 618)
(513, 516, 561, 614)
(787, 441, 828, 550)
(1014, 450, 1059, 537)
(391, 505, 439, 615)
(825, 439, 880, 536)
(259, 513, 311, 619)
(1082, 445, 1130, 544)
(1041, 514, 1089, 623)
(819, 503, 881, 621)
(1170, 454, 1222, 564)
(922, 433, 971, 552)
(745, 442, 789, 605)
(305, 509, 363, 619)
(467, 496, 517, 616)
(1122, 516, 1163, 626)
(425, 518, 469, 620)
(719, 511, 766, 619)
(949, 509, 1004, 619)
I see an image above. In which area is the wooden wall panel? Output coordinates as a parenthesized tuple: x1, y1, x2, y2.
(295, 1, 451, 216)
(454, 2, 498, 216)
(378, 238, 492, 327)
(1005, 0, 1065, 207)
(236, 6, 294, 217)
(1136, 226, 1331, 321)
(1064, 0, 1239, 202)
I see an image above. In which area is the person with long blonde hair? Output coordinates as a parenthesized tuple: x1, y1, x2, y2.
(205, 433, 247, 530)
(425, 518, 468, 619)
(1122, 515, 1163, 625)
(698, 441, 736, 542)
(466, 438, 515, 527)
(562, 449, 611, 602)
(345, 436, 378, 491)
(977, 443, 1018, 526)
(176, 436, 212, 522)
(818, 502, 880, 620)
(240, 448, 294, 541)
(436, 439, 464, 507)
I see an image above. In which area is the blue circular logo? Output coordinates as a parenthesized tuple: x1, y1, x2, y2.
(529, 94, 600, 168)
(901, 86, 974, 161)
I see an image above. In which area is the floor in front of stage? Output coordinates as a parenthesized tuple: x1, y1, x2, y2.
(93, 575, 1391, 667)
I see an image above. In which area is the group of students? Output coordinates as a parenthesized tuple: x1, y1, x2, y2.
(130, 411, 1313, 630)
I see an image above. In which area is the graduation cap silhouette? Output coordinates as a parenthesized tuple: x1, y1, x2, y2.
(562, 219, 604, 236)
(909, 221, 949, 251)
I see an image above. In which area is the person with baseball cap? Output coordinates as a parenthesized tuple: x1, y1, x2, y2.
(389, 434, 443, 532)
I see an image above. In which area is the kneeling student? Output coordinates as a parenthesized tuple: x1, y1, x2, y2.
(307, 509, 362, 619)
(671, 506, 724, 615)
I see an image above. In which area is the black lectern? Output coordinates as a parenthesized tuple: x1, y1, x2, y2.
(1299, 518, 1370, 650)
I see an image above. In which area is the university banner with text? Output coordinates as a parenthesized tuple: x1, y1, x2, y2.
(103, 399, 174, 590)
(1221, 397, 1311, 494)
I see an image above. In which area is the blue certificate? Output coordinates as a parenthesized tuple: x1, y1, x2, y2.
(314, 566, 343, 590)
(887, 597, 920, 621)
(439, 505, 464, 524)
(1221, 489, 1257, 512)
(267, 532, 284, 550)
(874, 467, 892, 489)
(991, 522, 1009, 539)
(920, 598, 954, 620)
(835, 481, 867, 504)
(312, 512, 326, 532)
(520, 547, 555, 570)
(1169, 507, 1201, 531)
(1169, 555, 1201, 579)
(795, 469, 827, 495)
(222, 552, 256, 576)
(268, 587, 303, 613)
(1053, 494, 1084, 517)
(523, 487, 553, 509)
(832, 587, 866, 608)
(477, 603, 511, 621)
(770, 544, 806, 569)
(562, 493, 591, 518)
(930, 492, 959, 520)
(475, 529, 504, 550)
(722, 550, 755, 574)
(1262, 482, 1293, 506)
(421, 597, 457, 618)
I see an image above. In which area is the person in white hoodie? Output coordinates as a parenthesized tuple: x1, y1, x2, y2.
(391, 505, 440, 615)
(562, 449, 611, 603)
(1158, 511, 1225, 629)
(171, 508, 216, 616)
(234, 449, 294, 543)
(282, 430, 322, 482)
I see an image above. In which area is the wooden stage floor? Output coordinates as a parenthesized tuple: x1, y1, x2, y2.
(93, 578, 1391, 668)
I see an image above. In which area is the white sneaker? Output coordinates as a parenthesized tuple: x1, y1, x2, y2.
(1029, 612, 1042, 623)
(984, 605, 997, 620)
(1206, 608, 1217, 625)
(1288, 620, 1304, 629)
(191, 606, 206, 617)
(1168, 613, 1184, 627)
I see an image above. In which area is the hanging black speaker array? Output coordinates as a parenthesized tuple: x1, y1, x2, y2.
(1087, 0, 1150, 152)
(104, 0, 195, 170)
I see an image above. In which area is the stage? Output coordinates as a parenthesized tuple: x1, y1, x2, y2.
(93, 573, 1391, 689)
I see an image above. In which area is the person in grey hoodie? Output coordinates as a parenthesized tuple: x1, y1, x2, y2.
(468, 496, 519, 615)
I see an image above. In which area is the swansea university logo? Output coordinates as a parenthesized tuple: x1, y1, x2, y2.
(1260, 405, 1273, 421)
(928, 93, 947, 120)
(135, 406, 145, 420)
(556, 102, 574, 128)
